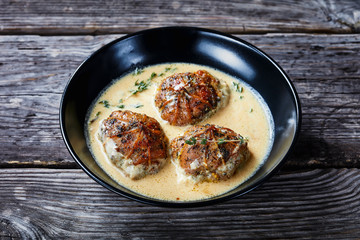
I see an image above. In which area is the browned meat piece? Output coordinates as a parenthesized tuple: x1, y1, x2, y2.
(170, 124, 250, 182)
(98, 110, 168, 179)
(154, 70, 229, 126)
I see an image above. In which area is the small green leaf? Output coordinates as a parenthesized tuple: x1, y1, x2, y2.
(134, 104, 143, 108)
(185, 137, 197, 145)
(218, 138, 225, 145)
(232, 82, 243, 93)
(200, 139, 207, 145)
(90, 111, 101, 124)
(150, 72, 157, 79)
(132, 67, 144, 76)
(99, 100, 110, 108)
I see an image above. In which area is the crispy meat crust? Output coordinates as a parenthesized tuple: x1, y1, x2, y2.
(155, 70, 228, 126)
(170, 124, 250, 182)
(99, 110, 168, 179)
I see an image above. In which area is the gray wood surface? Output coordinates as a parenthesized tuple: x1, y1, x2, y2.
(0, 0, 360, 34)
(0, 168, 359, 239)
(0, 34, 359, 168)
(1, 0, 360, 238)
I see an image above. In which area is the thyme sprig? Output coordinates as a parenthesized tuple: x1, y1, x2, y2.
(185, 137, 247, 145)
(99, 66, 178, 109)
(158, 67, 177, 76)
(128, 67, 178, 97)
(129, 72, 158, 95)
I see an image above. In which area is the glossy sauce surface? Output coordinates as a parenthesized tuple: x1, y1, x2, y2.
(86, 63, 274, 201)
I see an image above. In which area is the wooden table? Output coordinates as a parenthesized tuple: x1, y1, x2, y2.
(1, 0, 359, 238)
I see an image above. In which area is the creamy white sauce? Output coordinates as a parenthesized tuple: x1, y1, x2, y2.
(86, 63, 274, 202)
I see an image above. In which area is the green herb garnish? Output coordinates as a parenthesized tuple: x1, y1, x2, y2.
(158, 67, 178, 77)
(117, 104, 125, 109)
(184, 136, 247, 145)
(150, 72, 157, 79)
(134, 104, 143, 108)
(232, 82, 243, 93)
(130, 80, 150, 95)
(89, 111, 101, 124)
(99, 100, 110, 108)
(185, 137, 197, 145)
(130, 72, 158, 95)
(132, 67, 144, 76)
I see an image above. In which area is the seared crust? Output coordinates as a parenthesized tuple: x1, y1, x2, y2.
(170, 124, 250, 183)
(154, 70, 229, 126)
(98, 110, 168, 179)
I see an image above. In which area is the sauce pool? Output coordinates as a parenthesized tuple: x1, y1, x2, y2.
(86, 63, 274, 201)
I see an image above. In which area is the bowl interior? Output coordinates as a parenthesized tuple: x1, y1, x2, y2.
(60, 27, 300, 207)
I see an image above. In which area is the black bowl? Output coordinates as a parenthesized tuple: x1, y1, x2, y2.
(60, 27, 301, 207)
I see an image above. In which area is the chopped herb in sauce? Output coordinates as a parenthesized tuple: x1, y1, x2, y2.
(159, 67, 177, 77)
(232, 82, 243, 93)
(130, 72, 158, 95)
(150, 72, 157, 79)
(117, 104, 125, 109)
(185, 136, 247, 145)
(132, 67, 144, 76)
(89, 111, 101, 124)
(99, 100, 110, 108)
(250, 108, 253, 113)
(130, 80, 150, 95)
(165, 67, 177, 72)
(134, 103, 143, 108)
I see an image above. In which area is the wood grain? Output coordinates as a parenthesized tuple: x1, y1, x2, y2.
(0, 168, 359, 239)
(0, 0, 359, 35)
(1, 1, 358, 238)
(0, 34, 359, 168)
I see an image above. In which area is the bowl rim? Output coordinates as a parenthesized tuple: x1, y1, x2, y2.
(59, 26, 301, 207)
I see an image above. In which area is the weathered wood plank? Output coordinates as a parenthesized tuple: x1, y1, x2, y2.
(0, 168, 359, 239)
(0, 34, 359, 168)
(0, 0, 360, 34)
(245, 33, 360, 168)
